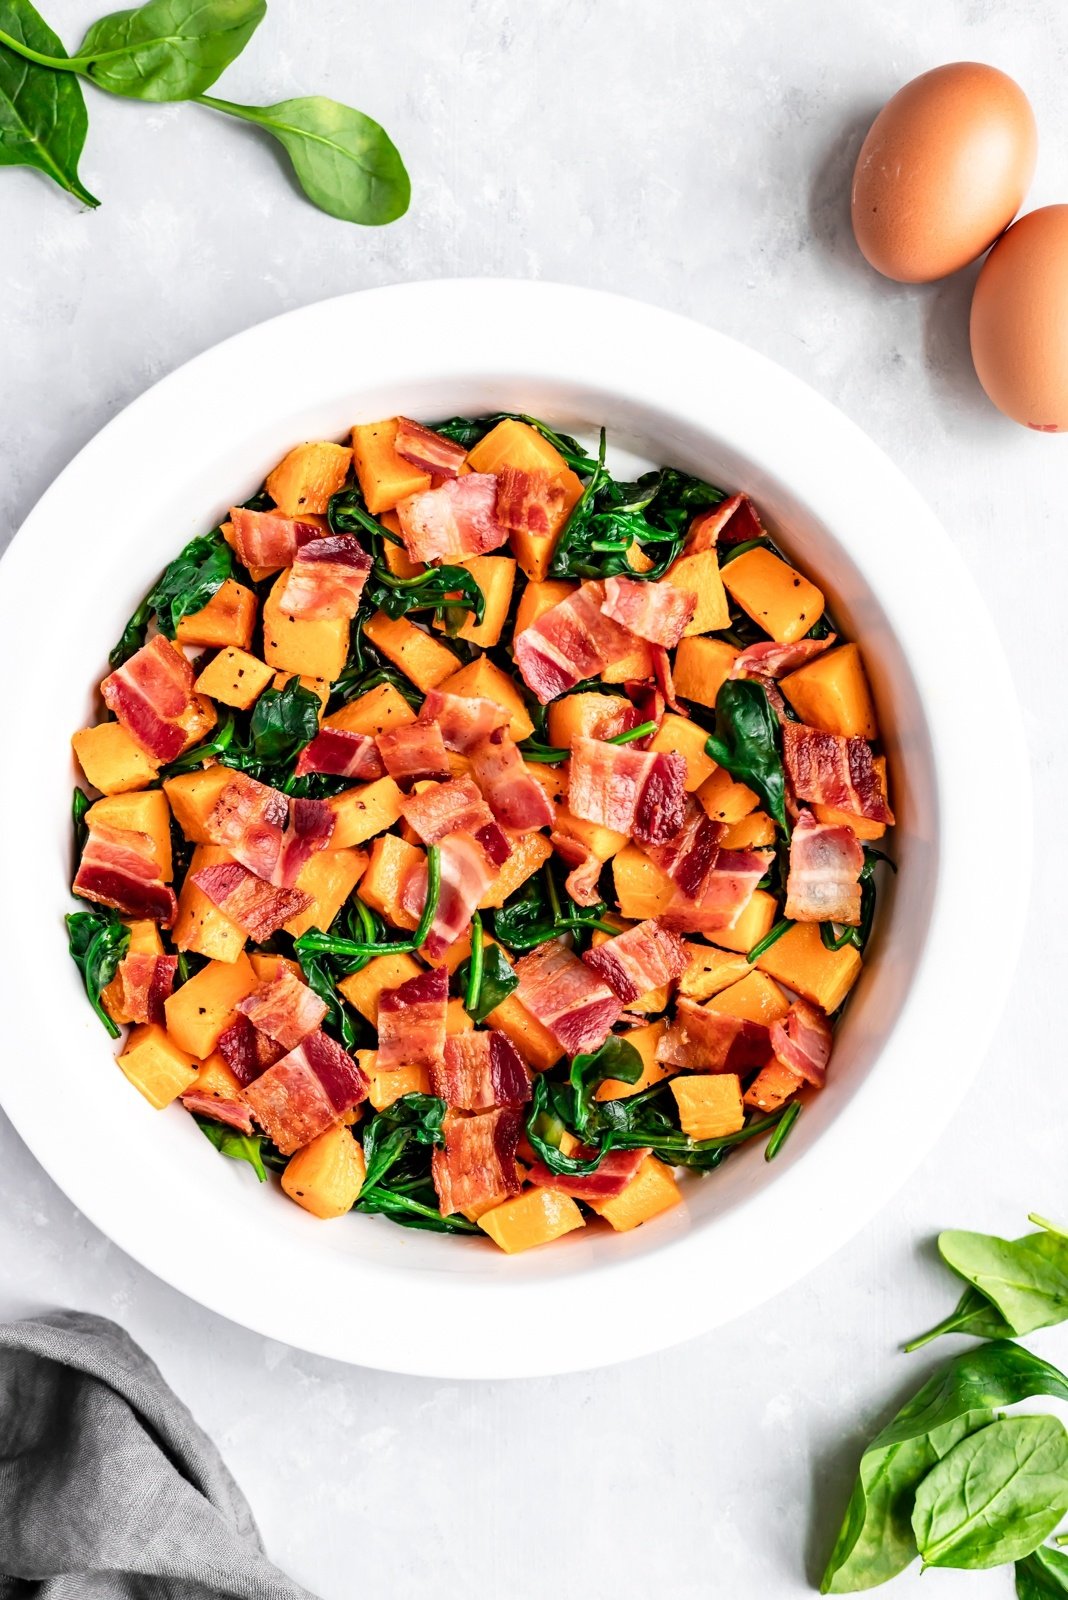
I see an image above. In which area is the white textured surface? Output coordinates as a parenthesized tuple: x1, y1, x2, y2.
(1, 1, 1065, 1594)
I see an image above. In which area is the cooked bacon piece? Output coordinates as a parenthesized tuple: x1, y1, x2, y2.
(513, 580, 640, 703)
(274, 797, 335, 889)
(644, 798, 723, 899)
(101, 635, 199, 763)
(394, 417, 467, 478)
(376, 720, 450, 791)
(549, 830, 604, 907)
(244, 1031, 368, 1155)
(431, 1107, 523, 1216)
(376, 966, 449, 1071)
(400, 777, 511, 867)
(418, 689, 509, 753)
(468, 729, 556, 831)
(782, 722, 894, 824)
(429, 1031, 531, 1112)
(227, 505, 320, 570)
(74, 823, 177, 926)
(236, 969, 327, 1051)
(181, 1091, 254, 1135)
(395, 473, 507, 564)
(656, 998, 771, 1074)
(688, 492, 764, 551)
(114, 952, 178, 1025)
(204, 771, 289, 882)
(495, 466, 568, 537)
(660, 848, 772, 934)
(651, 644, 687, 716)
(527, 1145, 648, 1199)
(770, 998, 833, 1088)
(191, 862, 312, 941)
(785, 808, 864, 925)
(730, 635, 837, 680)
(401, 832, 497, 960)
(582, 919, 688, 1004)
(623, 679, 665, 742)
(294, 728, 384, 780)
(602, 575, 697, 647)
(514, 939, 622, 1055)
(567, 735, 686, 846)
(275, 535, 372, 621)
(217, 1015, 284, 1087)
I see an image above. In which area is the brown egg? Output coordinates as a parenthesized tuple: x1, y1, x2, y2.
(970, 205, 1068, 431)
(852, 62, 1037, 283)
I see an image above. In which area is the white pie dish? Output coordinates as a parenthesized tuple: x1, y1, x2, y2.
(0, 279, 1029, 1378)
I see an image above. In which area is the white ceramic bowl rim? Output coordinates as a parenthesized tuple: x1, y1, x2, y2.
(0, 280, 1030, 1378)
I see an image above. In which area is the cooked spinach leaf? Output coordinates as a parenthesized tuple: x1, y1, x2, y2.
(706, 679, 788, 833)
(111, 527, 232, 662)
(456, 940, 517, 1024)
(66, 907, 130, 1038)
(354, 1094, 477, 1233)
(366, 561, 485, 629)
(72, 786, 90, 858)
(433, 414, 600, 475)
(194, 1115, 267, 1181)
(247, 677, 320, 765)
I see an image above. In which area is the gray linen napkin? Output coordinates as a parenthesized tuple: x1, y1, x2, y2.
(0, 1309, 318, 1599)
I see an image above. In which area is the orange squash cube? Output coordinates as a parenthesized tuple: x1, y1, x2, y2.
(678, 943, 755, 1001)
(431, 554, 516, 649)
(118, 1023, 199, 1109)
(436, 656, 534, 742)
(360, 834, 424, 931)
(72, 722, 159, 795)
(756, 921, 861, 1014)
(266, 440, 351, 517)
(721, 547, 824, 644)
(172, 843, 247, 962)
(707, 970, 790, 1025)
(514, 577, 576, 636)
(352, 418, 432, 514)
(781, 642, 877, 740)
(547, 691, 633, 748)
(282, 1125, 367, 1219)
(326, 682, 416, 739)
(672, 636, 738, 708)
(195, 647, 274, 710)
(362, 611, 459, 692)
(262, 573, 349, 682)
(478, 831, 553, 909)
(86, 789, 172, 880)
(612, 844, 675, 921)
(466, 419, 583, 580)
(671, 1074, 744, 1140)
(648, 714, 716, 791)
(185, 1050, 246, 1106)
(283, 847, 367, 939)
(664, 548, 730, 634)
(176, 578, 258, 650)
(588, 1155, 682, 1231)
(697, 765, 760, 825)
(249, 953, 302, 985)
(338, 950, 423, 1021)
(164, 952, 258, 1058)
(745, 1060, 804, 1113)
(707, 890, 778, 956)
(478, 1188, 585, 1253)
(163, 765, 233, 844)
(363, 1057, 432, 1111)
(720, 810, 777, 849)
(326, 776, 405, 849)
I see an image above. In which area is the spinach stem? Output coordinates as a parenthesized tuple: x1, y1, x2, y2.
(746, 917, 793, 964)
(409, 843, 441, 951)
(465, 913, 484, 1014)
(607, 720, 657, 746)
(764, 1100, 801, 1161)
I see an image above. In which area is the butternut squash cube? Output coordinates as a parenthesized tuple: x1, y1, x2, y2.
(707, 890, 777, 956)
(813, 755, 889, 841)
(478, 831, 553, 910)
(595, 1019, 670, 1100)
(326, 776, 405, 849)
(326, 682, 416, 739)
(612, 844, 675, 921)
(380, 510, 424, 579)
(338, 950, 423, 1022)
(708, 970, 790, 1025)
(678, 943, 754, 1001)
(671, 1074, 744, 1140)
(283, 848, 367, 939)
(721, 547, 824, 644)
(362, 610, 459, 692)
(720, 811, 777, 849)
(172, 843, 247, 962)
(432, 555, 516, 649)
(282, 1124, 366, 1219)
(262, 573, 349, 682)
(479, 1188, 585, 1253)
(364, 1058, 431, 1111)
(446, 997, 473, 1034)
(489, 990, 563, 1072)
(164, 952, 258, 1058)
(672, 636, 738, 708)
(601, 637, 655, 683)
(697, 765, 760, 825)
(648, 714, 716, 791)
(351, 418, 431, 514)
(174, 694, 218, 753)
(86, 789, 172, 880)
(781, 642, 877, 740)
(72, 722, 159, 795)
(547, 691, 633, 748)
(745, 1060, 803, 1113)
(101, 920, 165, 1024)
(756, 921, 861, 1014)
(437, 657, 534, 742)
(664, 549, 730, 635)
(163, 765, 234, 844)
(266, 440, 351, 517)
(466, 419, 583, 580)
(514, 577, 576, 637)
(186, 1050, 246, 1105)
(176, 578, 258, 650)
(118, 1023, 199, 1109)
(195, 648, 274, 711)
(270, 672, 330, 713)
(588, 1155, 682, 1231)
(360, 834, 424, 930)
(249, 953, 302, 984)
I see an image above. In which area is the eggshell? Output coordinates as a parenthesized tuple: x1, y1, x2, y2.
(970, 205, 1068, 432)
(852, 62, 1037, 283)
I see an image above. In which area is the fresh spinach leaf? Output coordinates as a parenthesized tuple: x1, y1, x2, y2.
(1017, 1543, 1068, 1598)
(74, 0, 265, 100)
(194, 1115, 267, 1181)
(908, 1224, 1068, 1351)
(0, 0, 97, 204)
(457, 942, 518, 1024)
(66, 907, 130, 1038)
(913, 1414, 1068, 1571)
(247, 677, 320, 765)
(706, 679, 788, 833)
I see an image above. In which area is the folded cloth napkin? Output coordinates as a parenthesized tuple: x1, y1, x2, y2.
(0, 1308, 317, 1599)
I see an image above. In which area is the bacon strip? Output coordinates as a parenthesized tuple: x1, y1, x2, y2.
(513, 939, 622, 1055)
(656, 998, 771, 1074)
(495, 467, 568, 537)
(401, 832, 497, 960)
(785, 808, 864, 925)
(244, 1031, 368, 1155)
(395, 474, 507, 564)
(688, 492, 764, 551)
(236, 969, 327, 1051)
(770, 998, 833, 1088)
(74, 824, 177, 926)
(602, 575, 696, 647)
(294, 728, 384, 780)
(101, 635, 199, 763)
(644, 799, 724, 899)
(659, 848, 771, 934)
(376, 721, 450, 791)
(204, 772, 289, 882)
(568, 735, 686, 846)
(115, 952, 178, 1025)
(275, 535, 371, 621)
(782, 723, 894, 824)
(400, 777, 511, 866)
(227, 505, 320, 570)
(512, 579, 641, 703)
(181, 1091, 254, 1135)
(394, 417, 467, 478)
(549, 830, 604, 908)
(191, 862, 312, 941)
(274, 797, 335, 889)
(582, 919, 688, 1003)
(431, 1107, 522, 1216)
(468, 729, 556, 831)
(376, 966, 449, 1071)
(217, 1015, 284, 1087)
(730, 635, 837, 680)
(418, 689, 509, 753)
(429, 1031, 531, 1112)
(527, 1145, 648, 1199)
(651, 644, 687, 716)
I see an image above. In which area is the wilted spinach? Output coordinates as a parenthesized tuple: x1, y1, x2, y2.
(433, 414, 600, 475)
(110, 527, 232, 664)
(65, 907, 130, 1038)
(706, 678, 788, 834)
(194, 1115, 268, 1181)
(72, 786, 90, 858)
(492, 871, 616, 953)
(456, 940, 518, 1024)
(366, 562, 485, 630)
(354, 1093, 478, 1235)
(246, 677, 320, 765)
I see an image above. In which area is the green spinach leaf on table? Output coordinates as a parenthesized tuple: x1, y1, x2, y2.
(74, 0, 265, 100)
(1017, 1543, 1068, 1598)
(0, 0, 96, 203)
(907, 1223, 1068, 1350)
(706, 679, 789, 834)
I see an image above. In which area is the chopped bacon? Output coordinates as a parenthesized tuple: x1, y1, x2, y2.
(660, 848, 772, 934)
(429, 1031, 531, 1112)
(114, 952, 178, 1024)
(513, 939, 622, 1055)
(294, 728, 384, 780)
(418, 689, 509, 752)
(623, 679, 665, 742)
(770, 998, 833, 1088)
(204, 771, 288, 882)
(275, 535, 371, 621)
(244, 1031, 368, 1155)
(74, 823, 177, 926)
(512, 579, 640, 703)
(549, 830, 604, 907)
(730, 635, 837, 680)
(656, 998, 771, 1074)
(784, 808, 864, 925)
(688, 492, 765, 551)
(394, 417, 467, 478)
(101, 634, 199, 763)
(217, 1015, 284, 1087)
(651, 644, 687, 716)
(191, 861, 311, 941)
(274, 797, 335, 889)
(602, 575, 696, 647)
(567, 735, 686, 846)
(401, 832, 497, 960)
(227, 505, 320, 570)
(782, 722, 894, 824)
(644, 799, 724, 899)
(582, 919, 688, 1003)
(376, 720, 450, 791)
(236, 969, 326, 1051)
(376, 966, 449, 1071)
(495, 467, 568, 537)
(468, 729, 556, 831)
(181, 1091, 254, 1135)
(395, 474, 507, 564)
(431, 1107, 523, 1216)
(527, 1145, 648, 1200)
(400, 777, 511, 867)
